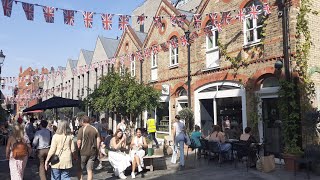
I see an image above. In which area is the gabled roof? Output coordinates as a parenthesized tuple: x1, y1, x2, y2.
(135, 31, 147, 43)
(98, 36, 120, 57)
(67, 59, 78, 68)
(143, 0, 191, 46)
(80, 49, 93, 65)
(114, 26, 147, 57)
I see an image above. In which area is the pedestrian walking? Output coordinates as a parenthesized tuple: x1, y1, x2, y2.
(6, 124, 32, 180)
(146, 114, 159, 148)
(33, 120, 52, 180)
(77, 116, 101, 180)
(45, 120, 76, 180)
(171, 115, 186, 170)
(25, 117, 36, 146)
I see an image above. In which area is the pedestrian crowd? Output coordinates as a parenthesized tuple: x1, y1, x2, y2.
(3, 114, 160, 180)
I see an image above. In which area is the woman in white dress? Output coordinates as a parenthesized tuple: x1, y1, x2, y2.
(171, 115, 186, 170)
(109, 129, 131, 179)
(130, 128, 147, 179)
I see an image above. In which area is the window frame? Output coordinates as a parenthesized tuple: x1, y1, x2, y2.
(243, 2, 264, 46)
(151, 52, 157, 69)
(206, 26, 219, 53)
(169, 36, 179, 67)
(131, 57, 136, 77)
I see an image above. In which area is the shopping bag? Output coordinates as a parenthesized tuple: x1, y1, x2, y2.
(171, 145, 177, 164)
(256, 155, 275, 173)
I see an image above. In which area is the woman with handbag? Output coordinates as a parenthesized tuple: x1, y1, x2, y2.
(6, 124, 32, 180)
(45, 120, 76, 180)
(171, 115, 186, 170)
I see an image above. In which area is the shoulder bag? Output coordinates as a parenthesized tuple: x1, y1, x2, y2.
(50, 136, 67, 165)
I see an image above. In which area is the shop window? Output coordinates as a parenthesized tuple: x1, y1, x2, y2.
(243, 0, 264, 46)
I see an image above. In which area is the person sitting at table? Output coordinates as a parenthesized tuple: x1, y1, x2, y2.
(130, 128, 147, 179)
(109, 129, 131, 179)
(227, 123, 242, 140)
(239, 127, 258, 167)
(207, 125, 232, 160)
(191, 125, 206, 158)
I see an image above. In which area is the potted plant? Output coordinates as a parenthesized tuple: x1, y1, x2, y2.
(178, 108, 194, 132)
(278, 80, 303, 171)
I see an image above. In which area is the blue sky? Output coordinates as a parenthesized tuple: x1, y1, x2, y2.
(0, 0, 145, 94)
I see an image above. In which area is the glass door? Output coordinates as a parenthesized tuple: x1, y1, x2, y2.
(262, 98, 282, 157)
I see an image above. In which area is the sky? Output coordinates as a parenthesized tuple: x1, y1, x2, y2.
(0, 0, 146, 95)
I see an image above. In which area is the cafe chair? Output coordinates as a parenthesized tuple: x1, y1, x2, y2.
(233, 141, 250, 171)
(207, 141, 227, 166)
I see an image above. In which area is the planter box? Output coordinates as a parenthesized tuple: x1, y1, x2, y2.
(283, 154, 300, 171)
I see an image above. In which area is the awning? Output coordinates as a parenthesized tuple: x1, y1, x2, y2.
(23, 96, 82, 112)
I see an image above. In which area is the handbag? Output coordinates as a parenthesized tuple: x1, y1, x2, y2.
(50, 136, 67, 165)
(184, 133, 191, 146)
(256, 154, 275, 173)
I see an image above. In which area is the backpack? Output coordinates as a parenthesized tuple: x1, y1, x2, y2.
(12, 139, 28, 159)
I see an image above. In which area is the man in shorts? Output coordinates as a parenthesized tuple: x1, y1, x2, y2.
(77, 116, 101, 180)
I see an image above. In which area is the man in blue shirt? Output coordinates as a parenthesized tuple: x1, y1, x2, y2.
(33, 120, 51, 180)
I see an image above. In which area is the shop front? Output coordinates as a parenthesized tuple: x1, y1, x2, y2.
(194, 81, 247, 136)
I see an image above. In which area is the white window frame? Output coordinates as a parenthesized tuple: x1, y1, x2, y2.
(151, 52, 157, 68)
(206, 27, 219, 52)
(243, 8, 263, 46)
(120, 63, 125, 76)
(131, 57, 136, 77)
(169, 37, 179, 66)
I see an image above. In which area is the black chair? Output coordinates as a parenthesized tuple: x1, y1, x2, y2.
(207, 141, 228, 166)
(233, 141, 250, 171)
(200, 139, 209, 158)
(186, 138, 198, 162)
(294, 145, 320, 179)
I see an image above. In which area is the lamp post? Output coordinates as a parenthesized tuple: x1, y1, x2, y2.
(0, 50, 5, 105)
(185, 30, 191, 109)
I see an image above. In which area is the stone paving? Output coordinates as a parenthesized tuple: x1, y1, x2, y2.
(0, 145, 319, 180)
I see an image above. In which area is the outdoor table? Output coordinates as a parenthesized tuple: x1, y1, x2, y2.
(143, 154, 164, 171)
(226, 139, 239, 160)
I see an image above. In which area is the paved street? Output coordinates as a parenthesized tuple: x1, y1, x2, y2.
(0, 145, 318, 180)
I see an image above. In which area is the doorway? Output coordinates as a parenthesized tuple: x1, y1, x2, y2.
(200, 99, 214, 136)
(262, 98, 282, 157)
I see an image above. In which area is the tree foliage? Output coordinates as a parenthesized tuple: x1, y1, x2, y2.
(178, 108, 194, 132)
(86, 71, 161, 120)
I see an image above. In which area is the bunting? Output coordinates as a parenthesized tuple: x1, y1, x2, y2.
(119, 15, 129, 30)
(63, 10, 75, 26)
(137, 15, 145, 25)
(43, 6, 54, 23)
(193, 14, 202, 29)
(21, 2, 34, 21)
(1, 0, 13, 17)
(101, 13, 113, 30)
(83, 11, 94, 28)
(250, 4, 259, 20)
(153, 16, 162, 28)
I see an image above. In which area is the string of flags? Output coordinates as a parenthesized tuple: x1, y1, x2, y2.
(1, 0, 271, 30)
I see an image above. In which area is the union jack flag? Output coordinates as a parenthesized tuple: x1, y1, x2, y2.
(135, 51, 144, 61)
(22, 2, 34, 21)
(43, 6, 55, 23)
(1, 0, 13, 17)
(250, 5, 259, 20)
(236, 9, 246, 22)
(204, 26, 213, 36)
(152, 45, 159, 55)
(193, 14, 202, 29)
(221, 11, 232, 25)
(120, 56, 125, 65)
(101, 13, 113, 30)
(63, 10, 75, 26)
(144, 48, 151, 58)
(190, 31, 199, 41)
(109, 58, 116, 65)
(170, 15, 177, 27)
(137, 15, 145, 25)
(170, 38, 179, 49)
(83, 11, 94, 28)
(119, 15, 130, 30)
(160, 42, 169, 52)
(153, 16, 162, 28)
(177, 14, 186, 28)
(263, 3, 271, 16)
(180, 35, 189, 46)
(209, 12, 218, 25)
(215, 22, 223, 32)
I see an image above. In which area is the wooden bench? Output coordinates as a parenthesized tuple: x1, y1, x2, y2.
(143, 154, 164, 171)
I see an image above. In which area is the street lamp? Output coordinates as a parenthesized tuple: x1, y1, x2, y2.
(184, 30, 191, 109)
(0, 50, 5, 74)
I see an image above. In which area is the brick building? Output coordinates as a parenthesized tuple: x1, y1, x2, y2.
(16, 67, 48, 114)
(42, 0, 320, 154)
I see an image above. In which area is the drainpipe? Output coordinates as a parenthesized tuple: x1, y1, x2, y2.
(185, 30, 191, 109)
(282, 0, 291, 82)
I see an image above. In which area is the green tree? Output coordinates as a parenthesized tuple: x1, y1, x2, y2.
(86, 71, 161, 125)
(178, 108, 194, 132)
